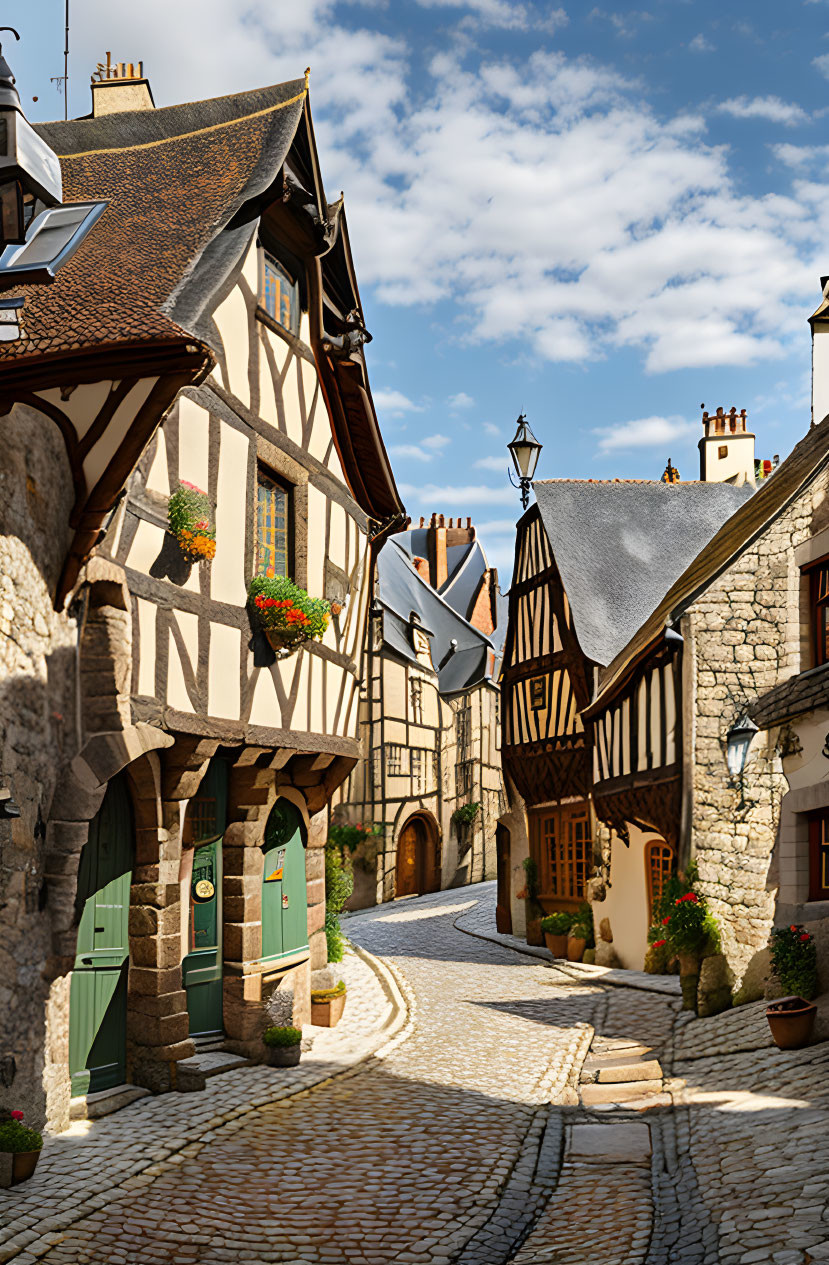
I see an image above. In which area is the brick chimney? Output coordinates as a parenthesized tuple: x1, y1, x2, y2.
(91, 52, 154, 116)
(698, 406, 755, 484)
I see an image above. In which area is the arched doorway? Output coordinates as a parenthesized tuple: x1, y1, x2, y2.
(395, 814, 439, 897)
(69, 773, 134, 1096)
(261, 799, 309, 963)
(182, 757, 228, 1039)
(495, 824, 512, 934)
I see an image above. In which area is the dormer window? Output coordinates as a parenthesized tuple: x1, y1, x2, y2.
(261, 252, 300, 337)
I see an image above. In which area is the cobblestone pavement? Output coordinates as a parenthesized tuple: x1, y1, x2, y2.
(5, 883, 829, 1265)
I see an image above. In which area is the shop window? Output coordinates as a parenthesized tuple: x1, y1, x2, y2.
(809, 810, 829, 900)
(256, 466, 290, 579)
(645, 839, 674, 917)
(261, 252, 300, 336)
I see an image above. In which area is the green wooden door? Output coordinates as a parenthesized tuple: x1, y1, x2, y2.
(183, 759, 227, 1037)
(261, 800, 308, 963)
(69, 774, 134, 1096)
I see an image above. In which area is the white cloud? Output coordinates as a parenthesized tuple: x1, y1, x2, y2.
(688, 34, 715, 53)
(717, 96, 810, 126)
(398, 482, 516, 504)
(592, 414, 698, 454)
(373, 389, 424, 418)
(448, 392, 475, 409)
(474, 454, 509, 471)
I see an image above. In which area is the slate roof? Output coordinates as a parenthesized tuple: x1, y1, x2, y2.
(588, 414, 829, 712)
(1, 81, 306, 366)
(752, 663, 829, 729)
(376, 539, 499, 693)
(533, 478, 754, 668)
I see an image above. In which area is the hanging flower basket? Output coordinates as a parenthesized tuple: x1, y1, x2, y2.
(168, 482, 217, 564)
(248, 576, 330, 656)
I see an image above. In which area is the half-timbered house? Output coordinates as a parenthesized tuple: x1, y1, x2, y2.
(0, 62, 403, 1132)
(499, 455, 753, 946)
(331, 518, 505, 906)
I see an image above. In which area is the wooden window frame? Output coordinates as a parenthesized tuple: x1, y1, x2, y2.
(255, 464, 293, 581)
(809, 810, 829, 900)
(803, 555, 829, 668)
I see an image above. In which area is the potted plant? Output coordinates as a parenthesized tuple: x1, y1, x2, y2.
(568, 903, 595, 963)
(766, 925, 818, 1048)
(168, 482, 217, 563)
(541, 911, 572, 958)
(0, 1111, 43, 1186)
(522, 856, 545, 946)
(248, 576, 330, 656)
(262, 1025, 303, 1066)
(311, 978, 347, 1027)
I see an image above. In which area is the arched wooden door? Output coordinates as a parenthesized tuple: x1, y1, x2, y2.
(396, 816, 439, 897)
(261, 799, 308, 963)
(183, 758, 228, 1038)
(69, 773, 134, 1096)
(495, 824, 512, 934)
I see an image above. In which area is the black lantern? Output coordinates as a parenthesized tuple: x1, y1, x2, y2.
(726, 713, 758, 779)
(508, 413, 543, 510)
(0, 29, 63, 246)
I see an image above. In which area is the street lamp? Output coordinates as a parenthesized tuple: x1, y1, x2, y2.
(508, 413, 543, 511)
(726, 713, 758, 780)
(0, 29, 63, 246)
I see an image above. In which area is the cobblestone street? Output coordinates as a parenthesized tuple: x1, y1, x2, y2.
(2, 883, 829, 1264)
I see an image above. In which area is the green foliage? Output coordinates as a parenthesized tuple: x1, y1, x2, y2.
(324, 844, 354, 963)
(311, 980, 347, 1002)
(451, 802, 481, 828)
(540, 911, 573, 935)
(329, 822, 382, 853)
(248, 575, 331, 645)
(770, 924, 818, 1000)
(0, 1120, 42, 1153)
(262, 1025, 302, 1048)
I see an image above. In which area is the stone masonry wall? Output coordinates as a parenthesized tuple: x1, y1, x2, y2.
(687, 470, 827, 988)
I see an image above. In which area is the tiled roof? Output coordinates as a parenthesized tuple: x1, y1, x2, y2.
(752, 663, 829, 729)
(588, 415, 829, 712)
(1, 81, 306, 368)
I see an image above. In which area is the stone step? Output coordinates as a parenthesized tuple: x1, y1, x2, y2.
(580, 1079, 664, 1106)
(69, 1084, 150, 1121)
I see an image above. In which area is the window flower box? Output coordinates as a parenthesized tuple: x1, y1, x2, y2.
(168, 482, 216, 564)
(248, 576, 330, 657)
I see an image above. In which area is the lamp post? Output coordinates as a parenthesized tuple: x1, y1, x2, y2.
(0, 30, 63, 246)
(508, 413, 543, 511)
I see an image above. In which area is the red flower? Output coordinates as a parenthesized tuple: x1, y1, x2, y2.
(652, 939, 667, 948)
(800, 933, 811, 942)
(10, 1110, 23, 1121)
(662, 916, 671, 925)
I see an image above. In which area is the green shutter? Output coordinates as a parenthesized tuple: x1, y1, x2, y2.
(261, 800, 308, 963)
(69, 774, 134, 1096)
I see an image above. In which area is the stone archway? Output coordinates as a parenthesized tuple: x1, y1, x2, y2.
(395, 812, 440, 898)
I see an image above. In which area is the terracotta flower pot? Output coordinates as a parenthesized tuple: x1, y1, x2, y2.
(264, 1044, 302, 1067)
(526, 918, 545, 947)
(567, 936, 587, 963)
(11, 1150, 41, 1185)
(311, 992, 346, 1027)
(544, 932, 569, 958)
(766, 996, 817, 1050)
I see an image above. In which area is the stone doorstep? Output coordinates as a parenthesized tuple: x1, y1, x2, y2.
(580, 1080, 664, 1106)
(565, 1122, 652, 1166)
(69, 1084, 150, 1122)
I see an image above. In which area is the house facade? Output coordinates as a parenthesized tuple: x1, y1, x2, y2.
(331, 518, 504, 907)
(0, 64, 402, 1132)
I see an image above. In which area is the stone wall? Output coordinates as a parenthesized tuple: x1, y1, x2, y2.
(686, 473, 823, 988)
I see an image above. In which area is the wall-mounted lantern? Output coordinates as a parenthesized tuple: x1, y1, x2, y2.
(726, 713, 758, 780)
(508, 413, 543, 511)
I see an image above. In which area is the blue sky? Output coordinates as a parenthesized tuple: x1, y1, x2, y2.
(11, 1, 829, 573)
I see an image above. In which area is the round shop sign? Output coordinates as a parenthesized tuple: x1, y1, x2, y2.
(194, 878, 215, 902)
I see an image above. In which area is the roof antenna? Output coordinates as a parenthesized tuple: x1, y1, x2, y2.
(49, 1, 69, 119)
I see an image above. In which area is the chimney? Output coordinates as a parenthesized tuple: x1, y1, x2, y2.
(698, 405, 755, 484)
(91, 52, 154, 117)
